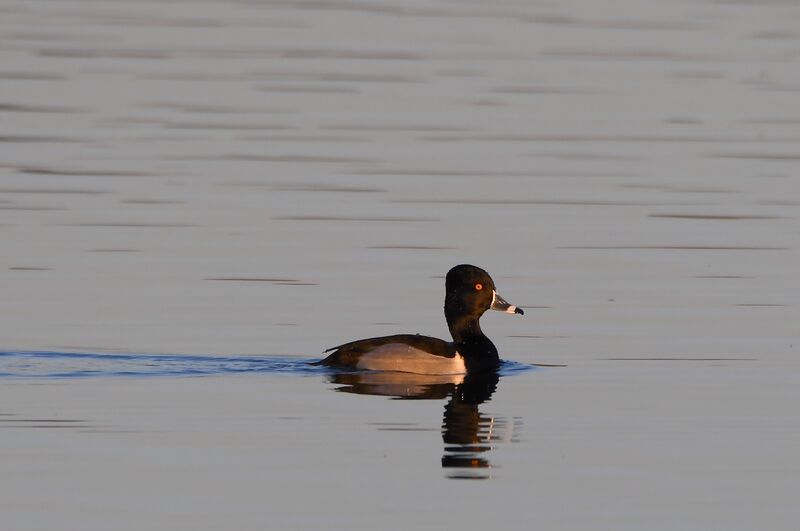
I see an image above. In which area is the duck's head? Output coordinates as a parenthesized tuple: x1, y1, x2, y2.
(444, 264, 524, 320)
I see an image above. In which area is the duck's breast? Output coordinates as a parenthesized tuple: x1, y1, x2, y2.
(355, 343, 466, 375)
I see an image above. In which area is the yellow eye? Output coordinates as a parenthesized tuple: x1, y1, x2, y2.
(475, 283, 483, 291)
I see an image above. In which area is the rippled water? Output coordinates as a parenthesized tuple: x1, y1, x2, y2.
(2, 0, 799, 528)
(0, 350, 320, 378)
(0, 350, 535, 378)
(1, 350, 537, 482)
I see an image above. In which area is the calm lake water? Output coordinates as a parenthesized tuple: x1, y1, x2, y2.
(1, 0, 798, 529)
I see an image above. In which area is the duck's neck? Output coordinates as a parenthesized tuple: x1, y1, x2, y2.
(445, 310, 499, 370)
(446, 311, 484, 344)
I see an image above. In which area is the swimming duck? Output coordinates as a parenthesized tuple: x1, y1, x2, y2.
(317, 264, 523, 374)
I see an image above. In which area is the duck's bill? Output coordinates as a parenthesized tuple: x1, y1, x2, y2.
(490, 290, 524, 315)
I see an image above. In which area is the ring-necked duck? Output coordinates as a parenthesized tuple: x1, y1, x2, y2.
(316, 264, 523, 374)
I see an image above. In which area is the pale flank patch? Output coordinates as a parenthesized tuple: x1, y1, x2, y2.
(355, 344, 466, 375)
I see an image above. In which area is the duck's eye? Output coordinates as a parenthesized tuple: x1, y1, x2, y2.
(474, 283, 483, 291)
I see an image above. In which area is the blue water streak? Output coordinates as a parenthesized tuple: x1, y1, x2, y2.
(0, 350, 323, 379)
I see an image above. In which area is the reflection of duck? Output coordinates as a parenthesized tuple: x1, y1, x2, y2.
(440, 373, 502, 479)
(329, 371, 465, 399)
(328, 370, 514, 479)
(316, 265, 523, 375)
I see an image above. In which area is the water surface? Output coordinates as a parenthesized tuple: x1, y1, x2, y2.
(1, 0, 799, 529)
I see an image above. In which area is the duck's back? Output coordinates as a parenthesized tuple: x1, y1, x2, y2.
(317, 334, 466, 375)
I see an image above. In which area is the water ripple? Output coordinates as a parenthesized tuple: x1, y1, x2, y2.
(0, 351, 537, 379)
(0, 351, 321, 378)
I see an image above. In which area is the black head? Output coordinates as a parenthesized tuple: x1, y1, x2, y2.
(445, 264, 497, 317)
(445, 264, 523, 317)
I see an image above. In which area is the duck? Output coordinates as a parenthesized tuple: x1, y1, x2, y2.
(316, 264, 523, 374)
